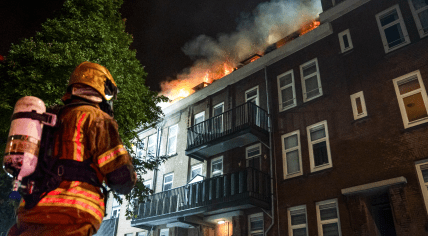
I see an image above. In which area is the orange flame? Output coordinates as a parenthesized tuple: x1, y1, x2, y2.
(299, 20, 320, 36)
(160, 60, 235, 104)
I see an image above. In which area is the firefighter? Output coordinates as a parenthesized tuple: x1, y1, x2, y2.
(8, 62, 137, 236)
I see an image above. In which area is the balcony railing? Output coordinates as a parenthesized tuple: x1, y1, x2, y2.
(187, 102, 269, 150)
(133, 168, 270, 225)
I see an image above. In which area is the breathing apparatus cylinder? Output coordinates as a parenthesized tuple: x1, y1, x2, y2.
(3, 96, 56, 196)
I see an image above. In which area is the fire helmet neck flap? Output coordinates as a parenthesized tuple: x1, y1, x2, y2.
(63, 61, 118, 116)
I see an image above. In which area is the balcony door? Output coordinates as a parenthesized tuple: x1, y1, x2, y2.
(246, 143, 261, 170)
(245, 86, 260, 127)
(212, 102, 224, 134)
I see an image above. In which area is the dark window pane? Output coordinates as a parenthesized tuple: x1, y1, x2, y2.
(250, 217, 263, 231)
(284, 134, 298, 149)
(422, 168, 428, 182)
(310, 125, 326, 141)
(302, 63, 317, 77)
(384, 24, 405, 48)
(380, 9, 399, 26)
(282, 87, 294, 108)
(322, 223, 340, 236)
(293, 228, 307, 236)
(419, 9, 428, 33)
(287, 150, 300, 174)
(342, 34, 350, 48)
(411, 0, 428, 10)
(313, 141, 328, 166)
(280, 74, 293, 87)
(320, 208, 338, 221)
(291, 213, 306, 225)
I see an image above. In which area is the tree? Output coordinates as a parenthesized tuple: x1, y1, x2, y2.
(0, 0, 168, 230)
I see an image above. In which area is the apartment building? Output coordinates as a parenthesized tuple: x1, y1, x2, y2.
(102, 0, 428, 235)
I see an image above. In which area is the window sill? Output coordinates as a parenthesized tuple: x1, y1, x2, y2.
(351, 115, 370, 125)
(400, 120, 428, 134)
(283, 172, 303, 180)
(166, 153, 178, 159)
(310, 164, 333, 173)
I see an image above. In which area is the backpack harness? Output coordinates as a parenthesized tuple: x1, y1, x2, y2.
(13, 101, 110, 214)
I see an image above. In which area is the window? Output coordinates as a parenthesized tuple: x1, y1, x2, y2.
(163, 173, 174, 191)
(288, 205, 308, 236)
(143, 180, 152, 190)
(137, 232, 147, 236)
(248, 213, 263, 236)
(408, 0, 428, 38)
(338, 29, 353, 53)
(213, 102, 224, 134)
(211, 156, 223, 177)
(246, 86, 259, 105)
(393, 70, 428, 128)
(191, 164, 203, 179)
(246, 143, 262, 170)
(125, 234, 133, 236)
(277, 70, 296, 111)
(307, 121, 332, 172)
(416, 160, 428, 214)
(194, 111, 205, 125)
(147, 134, 157, 158)
(316, 199, 342, 236)
(300, 58, 322, 102)
(167, 124, 178, 156)
(160, 229, 169, 236)
(111, 196, 121, 218)
(350, 91, 368, 120)
(282, 131, 303, 179)
(375, 5, 410, 53)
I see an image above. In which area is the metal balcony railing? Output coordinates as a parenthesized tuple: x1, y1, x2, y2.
(134, 167, 270, 221)
(187, 102, 269, 149)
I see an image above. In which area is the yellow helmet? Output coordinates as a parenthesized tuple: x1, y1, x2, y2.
(64, 61, 118, 102)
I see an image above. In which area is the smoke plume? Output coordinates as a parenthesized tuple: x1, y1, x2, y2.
(160, 0, 322, 103)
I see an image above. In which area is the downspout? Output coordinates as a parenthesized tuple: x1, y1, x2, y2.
(152, 125, 162, 193)
(263, 66, 277, 236)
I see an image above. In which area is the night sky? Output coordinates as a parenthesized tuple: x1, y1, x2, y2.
(0, 0, 321, 93)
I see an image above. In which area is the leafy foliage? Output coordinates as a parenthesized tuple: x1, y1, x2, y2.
(0, 0, 168, 226)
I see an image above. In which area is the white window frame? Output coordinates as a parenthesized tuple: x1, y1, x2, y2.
(143, 179, 152, 191)
(191, 164, 203, 179)
(137, 232, 147, 236)
(277, 69, 297, 111)
(248, 212, 264, 236)
(163, 173, 174, 191)
(307, 120, 332, 172)
(316, 199, 342, 236)
(408, 0, 428, 38)
(375, 4, 410, 53)
(393, 70, 428, 128)
(213, 102, 224, 133)
(338, 29, 353, 53)
(416, 159, 428, 214)
(350, 91, 368, 120)
(211, 156, 223, 177)
(147, 134, 157, 158)
(246, 86, 260, 106)
(167, 124, 178, 156)
(160, 229, 169, 236)
(246, 143, 262, 168)
(281, 130, 303, 179)
(194, 111, 205, 125)
(124, 233, 133, 236)
(300, 58, 323, 102)
(288, 205, 308, 236)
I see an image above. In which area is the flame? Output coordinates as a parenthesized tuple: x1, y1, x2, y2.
(299, 20, 320, 36)
(160, 60, 235, 104)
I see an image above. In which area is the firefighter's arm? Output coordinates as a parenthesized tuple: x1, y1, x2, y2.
(92, 115, 137, 194)
(105, 158, 137, 195)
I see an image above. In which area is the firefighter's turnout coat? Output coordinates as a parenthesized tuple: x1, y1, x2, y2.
(16, 101, 136, 233)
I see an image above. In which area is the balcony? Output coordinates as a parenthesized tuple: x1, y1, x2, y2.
(131, 167, 270, 229)
(186, 102, 269, 161)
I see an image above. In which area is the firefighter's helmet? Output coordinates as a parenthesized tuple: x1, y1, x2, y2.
(63, 61, 118, 102)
